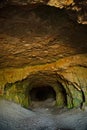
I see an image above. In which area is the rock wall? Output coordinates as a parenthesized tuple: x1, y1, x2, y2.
(8, 0, 74, 8)
(0, 4, 87, 109)
(0, 0, 87, 24)
(0, 54, 87, 108)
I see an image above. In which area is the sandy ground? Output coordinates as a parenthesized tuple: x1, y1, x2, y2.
(0, 99, 87, 130)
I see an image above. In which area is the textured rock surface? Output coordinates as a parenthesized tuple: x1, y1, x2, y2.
(66, 0, 87, 24)
(0, 0, 87, 24)
(7, 0, 74, 8)
(0, 5, 87, 108)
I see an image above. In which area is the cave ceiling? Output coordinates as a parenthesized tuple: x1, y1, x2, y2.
(0, 0, 87, 24)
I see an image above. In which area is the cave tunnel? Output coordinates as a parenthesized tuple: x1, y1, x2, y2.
(29, 82, 67, 108)
(29, 86, 56, 102)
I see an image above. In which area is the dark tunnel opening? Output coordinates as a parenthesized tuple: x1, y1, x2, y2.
(29, 86, 56, 102)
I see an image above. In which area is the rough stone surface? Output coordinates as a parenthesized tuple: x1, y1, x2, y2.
(0, 0, 87, 24)
(8, 0, 74, 8)
(0, 5, 87, 108)
(66, 0, 87, 24)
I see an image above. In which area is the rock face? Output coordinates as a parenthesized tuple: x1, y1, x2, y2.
(7, 0, 74, 7)
(0, 0, 87, 24)
(0, 4, 87, 109)
(66, 0, 87, 24)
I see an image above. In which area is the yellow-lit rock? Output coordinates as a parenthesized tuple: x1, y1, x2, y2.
(0, 5, 87, 108)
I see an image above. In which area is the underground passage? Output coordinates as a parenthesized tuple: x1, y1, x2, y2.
(0, 1, 87, 129)
(28, 83, 67, 108)
(29, 86, 56, 102)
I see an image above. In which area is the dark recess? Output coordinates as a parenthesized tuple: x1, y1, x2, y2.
(29, 86, 56, 101)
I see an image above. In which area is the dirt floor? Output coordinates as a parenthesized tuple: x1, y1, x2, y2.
(0, 99, 87, 130)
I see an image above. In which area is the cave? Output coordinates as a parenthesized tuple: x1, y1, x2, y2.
(0, 1, 87, 130)
(0, 1, 86, 109)
(28, 79, 67, 108)
(29, 86, 56, 102)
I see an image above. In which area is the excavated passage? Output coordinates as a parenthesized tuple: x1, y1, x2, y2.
(0, 3, 87, 130)
(29, 85, 57, 107)
(29, 86, 56, 101)
(0, 4, 87, 109)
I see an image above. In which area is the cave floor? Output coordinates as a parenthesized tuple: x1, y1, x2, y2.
(0, 5, 87, 69)
(0, 99, 87, 130)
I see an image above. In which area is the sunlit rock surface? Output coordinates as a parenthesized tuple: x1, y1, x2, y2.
(0, 5, 87, 108)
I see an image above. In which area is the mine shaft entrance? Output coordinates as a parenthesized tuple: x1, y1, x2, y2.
(29, 86, 56, 107)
